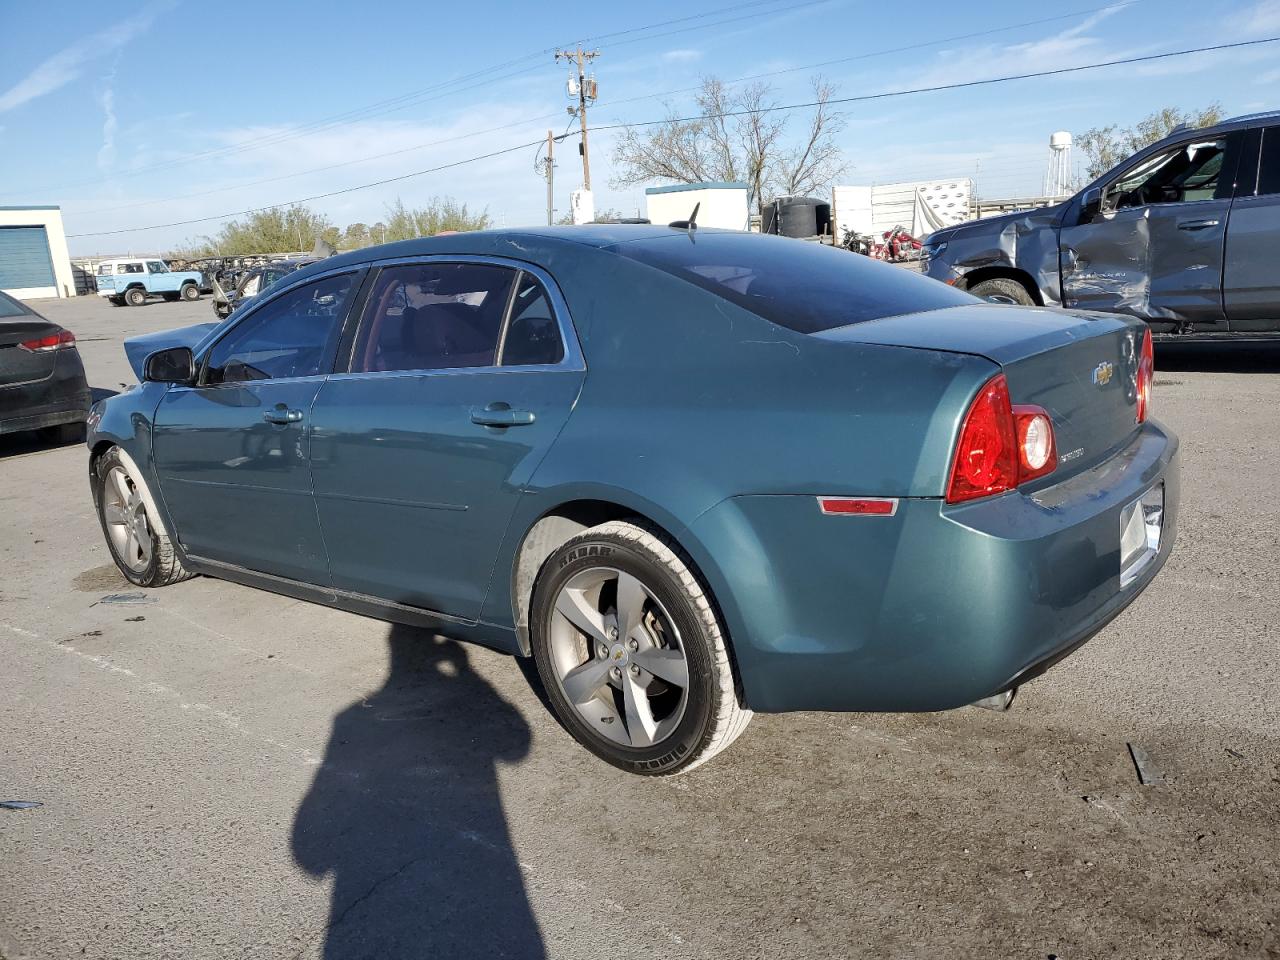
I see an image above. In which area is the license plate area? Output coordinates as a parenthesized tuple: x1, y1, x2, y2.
(1119, 482, 1163, 587)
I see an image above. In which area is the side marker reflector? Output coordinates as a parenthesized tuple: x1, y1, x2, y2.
(817, 497, 899, 517)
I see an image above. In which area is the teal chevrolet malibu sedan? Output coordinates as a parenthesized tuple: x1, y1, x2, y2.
(86, 226, 1177, 775)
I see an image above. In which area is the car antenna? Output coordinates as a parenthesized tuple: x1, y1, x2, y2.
(668, 202, 700, 233)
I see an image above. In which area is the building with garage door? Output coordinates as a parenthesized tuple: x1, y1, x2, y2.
(0, 206, 77, 300)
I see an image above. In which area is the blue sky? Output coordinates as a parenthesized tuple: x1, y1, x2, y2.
(2, 0, 1278, 255)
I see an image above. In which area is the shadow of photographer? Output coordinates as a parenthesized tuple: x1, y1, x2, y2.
(291, 623, 545, 959)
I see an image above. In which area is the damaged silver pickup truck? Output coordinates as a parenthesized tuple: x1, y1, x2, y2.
(923, 110, 1280, 337)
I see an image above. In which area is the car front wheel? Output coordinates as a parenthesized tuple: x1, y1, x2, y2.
(969, 277, 1036, 305)
(94, 447, 193, 587)
(530, 520, 751, 775)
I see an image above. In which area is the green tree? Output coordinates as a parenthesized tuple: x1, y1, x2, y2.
(1077, 103, 1225, 181)
(341, 222, 371, 250)
(171, 204, 336, 257)
(381, 196, 491, 242)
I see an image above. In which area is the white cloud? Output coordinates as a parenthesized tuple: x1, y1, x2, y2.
(1241, 0, 1280, 34)
(661, 49, 702, 63)
(0, 1, 171, 114)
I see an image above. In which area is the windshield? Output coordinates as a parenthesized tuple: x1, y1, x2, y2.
(610, 231, 974, 333)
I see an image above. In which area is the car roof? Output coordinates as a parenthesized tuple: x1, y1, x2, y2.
(1151, 108, 1280, 147)
(281, 225, 697, 286)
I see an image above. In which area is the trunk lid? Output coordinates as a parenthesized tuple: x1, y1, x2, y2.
(818, 303, 1147, 480)
(123, 321, 221, 381)
(0, 318, 61, 386)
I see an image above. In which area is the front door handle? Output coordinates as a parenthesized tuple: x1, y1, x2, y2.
(471, 403, 536, 427)
(1177, 218, 1220, 230)
(263, 404, 303, 425)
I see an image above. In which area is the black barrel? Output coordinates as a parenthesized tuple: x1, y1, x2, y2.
(764, 196, 831, 237)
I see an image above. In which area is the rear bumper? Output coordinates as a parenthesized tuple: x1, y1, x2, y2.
(0, 352, 91, 435)
(687, 420, 1180, 713)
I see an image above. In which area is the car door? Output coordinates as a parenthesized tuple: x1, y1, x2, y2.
(1061, 132, 1243, 332)
(309, 258, 585, 621)
(151, 268, 362, 583)
(1225, 125, 1280, 331)
(146, 261, 177, 295)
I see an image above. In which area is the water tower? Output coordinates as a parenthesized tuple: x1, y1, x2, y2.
(1044, 131, 1072, 197)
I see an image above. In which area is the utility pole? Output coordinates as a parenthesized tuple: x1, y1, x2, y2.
(540, 129, 555, 225)
(554, 46, 599, 190)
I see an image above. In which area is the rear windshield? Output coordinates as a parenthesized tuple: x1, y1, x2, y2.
(0, 291, 28, 318)
(609, 232, 974, 333)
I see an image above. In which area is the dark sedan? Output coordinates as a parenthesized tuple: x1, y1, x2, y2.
(0, 291, 90, 442)
(86, 226, 1178, 775)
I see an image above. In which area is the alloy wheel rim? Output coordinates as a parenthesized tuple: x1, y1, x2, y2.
(548, 566, 690, 748)
(103, 465, 153, 573)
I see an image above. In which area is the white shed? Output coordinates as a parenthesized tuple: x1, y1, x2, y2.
(645, 182, 750, 230)
(0, 206, 77, 300)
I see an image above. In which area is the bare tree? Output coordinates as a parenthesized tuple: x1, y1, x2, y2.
(612, 76, 843, 214)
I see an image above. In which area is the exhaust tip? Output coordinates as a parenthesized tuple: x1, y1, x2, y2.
(971, 687, 1017, 712)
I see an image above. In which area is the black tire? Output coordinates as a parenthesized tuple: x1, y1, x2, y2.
(125, 287, 147, 307)
(180, 283, 200, 301)
(93, 446, 194, 588)
(530, 519, 751, 775)
(108, 296, 125, 307)
(969, 277, 1036, 306)
(162, 292, 179, 302)
(42, 421, 85, 445)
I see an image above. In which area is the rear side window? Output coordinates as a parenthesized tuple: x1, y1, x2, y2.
(500, 274, 564, 366)
(1258, 126, 1280, 196)
(610, 233, 974, 333)
(353, 263, 517, 372)
(118, 262, 144, 274)
(96, 263, 113, 276)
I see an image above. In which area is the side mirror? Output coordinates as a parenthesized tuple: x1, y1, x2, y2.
(1079, 187, 1102, 223)
(143, 346, 196, 384)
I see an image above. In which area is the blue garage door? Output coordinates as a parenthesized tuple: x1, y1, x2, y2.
(0, 226, 56, 289)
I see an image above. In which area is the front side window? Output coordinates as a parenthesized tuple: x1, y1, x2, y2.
(147, 261, 168, 274)
(118, 262, 144, 274)
(500, 274, 564, 366)
(352, 263, 517, 373)
(204, 272, 355, 385)
(1105, 137, 1232, 209)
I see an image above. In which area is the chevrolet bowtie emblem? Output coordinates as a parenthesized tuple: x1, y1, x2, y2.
(1093, 361, 1114, 386)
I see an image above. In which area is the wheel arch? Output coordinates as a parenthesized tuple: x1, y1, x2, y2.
(89, 441, 171, 538)
(506, 494, 734, 667)
(961, 266, 1044, 304)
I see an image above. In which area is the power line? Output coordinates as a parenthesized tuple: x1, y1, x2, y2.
(68, 35, 1280, 240)
(8, 0, 808, 199)
(66, 1, 1143, 218)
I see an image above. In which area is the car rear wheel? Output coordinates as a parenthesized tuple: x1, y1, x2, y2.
(108, 296, 124, 307)
(125, 287, 147, 307)
(94, 447, 193, 587)
(969, 277, 1036, 306)
(181, 283, 200, 301)
(530, 520, 752, 775)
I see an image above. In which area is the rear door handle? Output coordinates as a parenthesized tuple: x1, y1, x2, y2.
(1177, 218, 1220, 230)
(263, 405, 303, 424)
(471, 403, 535, 427)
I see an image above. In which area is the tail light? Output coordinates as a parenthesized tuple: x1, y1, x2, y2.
(1135, 326, 1153, 423)
(18, 330, 76, 352)
(946, 374, 1058, 503)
